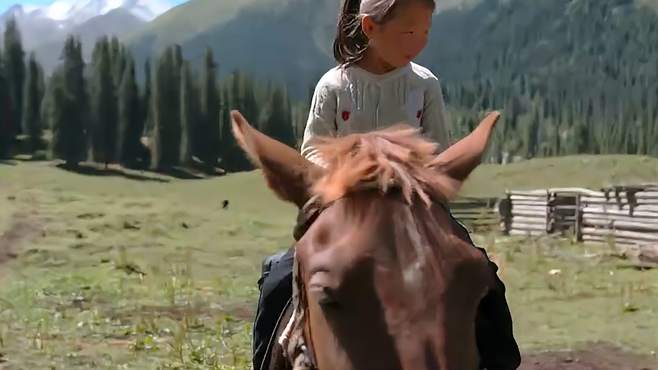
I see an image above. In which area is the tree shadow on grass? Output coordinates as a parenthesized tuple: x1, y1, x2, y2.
(55, 163, 172, 183)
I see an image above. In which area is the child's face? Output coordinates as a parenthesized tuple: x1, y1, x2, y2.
(363, 2, 433, 69)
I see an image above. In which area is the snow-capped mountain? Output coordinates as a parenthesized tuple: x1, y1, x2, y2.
(0, 0, 177, 73)
(6, 0, 171, 25)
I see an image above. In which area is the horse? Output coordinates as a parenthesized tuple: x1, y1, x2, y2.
(230, 110, 503, 370)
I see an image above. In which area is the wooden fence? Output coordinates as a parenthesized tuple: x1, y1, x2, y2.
(496, 184, 658, 256)
(498, 188, 596, 237)
(578, 185, 658, 248)
(448, 197, 500, 231)
(499, 189, 550, 236)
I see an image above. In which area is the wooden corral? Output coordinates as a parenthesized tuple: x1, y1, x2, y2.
(579, 184, 658, 250)
(493, 184, 658, 262)
(498, 188, 601, 237)
(450, 183, 658, 262)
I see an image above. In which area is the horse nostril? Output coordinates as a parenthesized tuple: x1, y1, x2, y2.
(310, 285, 340, 308)
(319, 288, 338, 306)
(309, 270, 340, 308)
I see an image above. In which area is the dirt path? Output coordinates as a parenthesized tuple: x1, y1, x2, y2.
(520, 343, 656, 370)
(0, 211, 41, 265)
(0, 191, 41, 269)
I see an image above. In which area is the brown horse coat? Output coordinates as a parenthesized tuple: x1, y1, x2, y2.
(231, 110, 518, 370)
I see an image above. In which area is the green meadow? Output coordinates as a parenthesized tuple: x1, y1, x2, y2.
(0, 156, 656, 369)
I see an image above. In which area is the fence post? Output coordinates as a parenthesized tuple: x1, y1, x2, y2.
(500, 190, 511, 235)
(545, 189, 552, 234)
(575, 193, 582, 242)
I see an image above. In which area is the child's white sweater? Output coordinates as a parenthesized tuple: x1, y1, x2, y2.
(301, 62, 452, 166)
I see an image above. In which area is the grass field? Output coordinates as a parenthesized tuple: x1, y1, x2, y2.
(0, 155, 657, 369)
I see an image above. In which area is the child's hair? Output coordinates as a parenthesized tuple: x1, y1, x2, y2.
(333, 0, 436, 66)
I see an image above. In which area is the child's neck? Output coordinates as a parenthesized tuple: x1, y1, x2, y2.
(356, 51, 401, 75)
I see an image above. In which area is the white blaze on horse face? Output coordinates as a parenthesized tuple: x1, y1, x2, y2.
(394, 205, 430, 294)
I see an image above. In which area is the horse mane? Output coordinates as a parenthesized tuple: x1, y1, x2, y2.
(310, 124, 461, 206)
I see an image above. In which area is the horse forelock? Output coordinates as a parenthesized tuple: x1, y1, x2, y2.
(310, 125, 460, 206)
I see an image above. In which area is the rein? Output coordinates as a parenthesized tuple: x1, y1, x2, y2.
(279, 196, 326, 370)
(278, 248, 318, 370)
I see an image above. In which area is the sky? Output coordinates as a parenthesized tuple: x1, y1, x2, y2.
(0, 0, 189, 14)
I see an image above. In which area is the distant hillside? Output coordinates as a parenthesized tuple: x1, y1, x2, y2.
(119, 0, 658, 163)
(123, 0, 658, 102)
(124, 0, 336, 96)
(34, 8, 146, 71)
(422, 0, 658, 161)
(123, 0, 283, 53)
(123, 0, 482, 96)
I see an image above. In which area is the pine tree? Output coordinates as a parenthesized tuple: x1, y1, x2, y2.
(49, 78, 70, 161)
(90, 38, 118, 167)
(150, 56, 164, 170)
(113, 46, 127, 90)
(648, 109, 658, 157)
(242, 75, 259, 125)
(199, 48, 220, 167)
(222, 71, 252, 171)
(142, 59, 152, 136)
(552, 122, 561, 156)
(109, 37, 121, 64)
(108, 37, 127, 91)
(50, 36, 88, 167)
(22, 53, 43, 152)
(0, 49, 12, 158)
(170, 45, 183, 136)
(150, 47, 181, 169)
(260, 85, 295, 147)
(230, 71, 242, 111)
(218, 85, 232, 164)
(37, 63, 45, 103)
(117, 56, 143, 167)
(4, 17, 25, 137)
(523, 105, 540, 158)
(39, 74, 52, 142)
(179, 61, 195, 165)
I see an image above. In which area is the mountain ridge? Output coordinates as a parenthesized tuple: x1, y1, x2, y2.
(0, 0, 177, 72)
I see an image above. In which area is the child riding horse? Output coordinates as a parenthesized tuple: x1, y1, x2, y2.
(252, 0, 521, 368)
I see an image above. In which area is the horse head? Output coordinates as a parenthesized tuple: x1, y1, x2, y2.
(231, 110, 500, 370)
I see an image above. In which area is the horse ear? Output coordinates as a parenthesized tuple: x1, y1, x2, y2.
(431, 111, 500, 181)
(230, 110, 323, 208)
